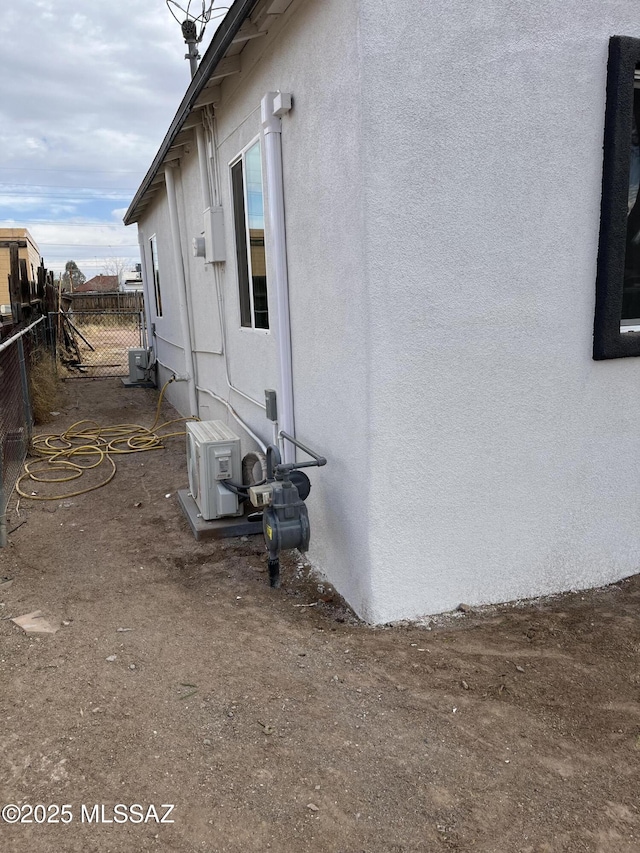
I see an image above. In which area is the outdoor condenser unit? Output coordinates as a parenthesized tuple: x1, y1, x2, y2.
(127, 348, 152, 382)
(186, 421, 243, 521)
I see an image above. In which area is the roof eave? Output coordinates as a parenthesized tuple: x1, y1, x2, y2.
(124, 0, 260, 226)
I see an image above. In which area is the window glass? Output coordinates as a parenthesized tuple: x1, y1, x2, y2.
(593, 37, 640, 358)
(623, 79, 640, 323)
(231, 140, 268, 329)
(231, 160, 251, 326)
(150, 235, 162, 317)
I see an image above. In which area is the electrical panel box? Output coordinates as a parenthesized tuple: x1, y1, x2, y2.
(127, 348, 151, 382)
(186, 420, 243, 520)
(203, 206, 226, 263)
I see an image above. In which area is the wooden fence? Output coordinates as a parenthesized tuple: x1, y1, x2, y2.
(0, 243, 58, 342)
(68, 291, 144, 313)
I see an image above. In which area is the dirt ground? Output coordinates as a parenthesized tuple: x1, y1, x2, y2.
(1, 379, 640, 853)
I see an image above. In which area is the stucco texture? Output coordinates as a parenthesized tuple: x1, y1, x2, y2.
(134, 0, 640, 623)
(358, 0, 640, 620)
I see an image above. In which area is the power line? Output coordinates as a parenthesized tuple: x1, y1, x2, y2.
(0, 186, 136, 193)
(0, 220, 131, 227)
(0, 166, 142, 174)
(38, 243, 139, 248)
(0, 191, 134, 198)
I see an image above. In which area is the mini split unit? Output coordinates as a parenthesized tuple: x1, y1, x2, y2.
(182, 411, 327, 590)
(186, 420, 243, 520)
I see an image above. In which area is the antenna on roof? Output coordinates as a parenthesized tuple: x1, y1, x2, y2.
(166, 1, 229, 77)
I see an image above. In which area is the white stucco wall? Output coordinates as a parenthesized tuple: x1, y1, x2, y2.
(134, 0, 640, 623)
(207, 0, 374, 610)
(136, 191, 192, 416)
(358, 0, 640, 621)
(135, 0, 375, 617)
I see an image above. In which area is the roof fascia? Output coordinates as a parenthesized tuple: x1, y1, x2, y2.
(124, 0, 260, 225)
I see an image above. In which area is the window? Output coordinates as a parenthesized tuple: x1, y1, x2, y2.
(231, 140, 269, 329)
(149, 235, 162, 317)
(594, 36, 640, 358)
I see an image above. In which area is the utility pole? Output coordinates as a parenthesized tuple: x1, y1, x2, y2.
(182, 19, 200, 77)
(166, 1, 227, 78)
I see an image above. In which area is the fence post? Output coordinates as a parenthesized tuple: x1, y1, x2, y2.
(17, 337, 33, 445)
(9, 243, 21, 324)
(0, 452, 6, 548)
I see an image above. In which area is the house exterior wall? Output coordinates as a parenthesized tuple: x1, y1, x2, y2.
(138, 190, 193, 416)
(136, 0, 375, 614)
(133, 0, 640, 622)
(358, 0, 640, 620)
(212, 0, 371, 609)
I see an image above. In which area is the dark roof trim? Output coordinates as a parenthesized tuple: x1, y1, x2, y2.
(124, 0, 260, 225)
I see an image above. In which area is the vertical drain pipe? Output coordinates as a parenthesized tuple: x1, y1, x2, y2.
(261, 92, 295, 464)
(196, 123, 213, 210)
(165, 164, 199, 417)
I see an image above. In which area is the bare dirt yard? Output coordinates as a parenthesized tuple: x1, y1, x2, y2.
(1, 379, 640, 853)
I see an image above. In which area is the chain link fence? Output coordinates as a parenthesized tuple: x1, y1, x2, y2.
(53, 310, 145, 378)
(0, 316, 49, 545)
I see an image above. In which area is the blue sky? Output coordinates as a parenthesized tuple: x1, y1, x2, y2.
(0, 1, 228, 278)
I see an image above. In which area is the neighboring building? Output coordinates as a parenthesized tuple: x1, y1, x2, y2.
(121, 265, 144, 293)
(0, 228, 41, 308)
(75, 274, 119, 293)
(124, 0, 640, 622)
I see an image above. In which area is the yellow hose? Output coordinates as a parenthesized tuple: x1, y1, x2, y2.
(16, 379, 197, 501)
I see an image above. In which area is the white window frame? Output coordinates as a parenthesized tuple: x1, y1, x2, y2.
(229, 136, 269, 332)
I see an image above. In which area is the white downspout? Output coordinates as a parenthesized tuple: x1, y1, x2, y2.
(196, 123, 213, 209)
(261, 91, 294, 463)
(164, 163, 199, 417)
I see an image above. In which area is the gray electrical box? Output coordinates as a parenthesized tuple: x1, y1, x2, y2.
(127, 348, 150, 382)
(203, 206, 226, 263)
(265, 389, 277, 422)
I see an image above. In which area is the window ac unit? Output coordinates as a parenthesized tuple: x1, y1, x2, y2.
(186, 421, 243, 520)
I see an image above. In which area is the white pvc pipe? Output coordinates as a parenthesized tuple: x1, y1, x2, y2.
(154, 331, 184, 349)
(164, 164, 199, 418)
(197, 385, 267, 452)
(155, 358, 189, 381)
(261, 92, 295, 463)
(196, 123, 213, 210)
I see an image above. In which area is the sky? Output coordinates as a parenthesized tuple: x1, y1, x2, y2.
(0, 0, 229, 280)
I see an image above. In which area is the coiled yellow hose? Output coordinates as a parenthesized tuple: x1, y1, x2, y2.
(16, 379, 197, 501)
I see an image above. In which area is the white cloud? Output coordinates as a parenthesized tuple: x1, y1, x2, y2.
(0, 0, 228, 273)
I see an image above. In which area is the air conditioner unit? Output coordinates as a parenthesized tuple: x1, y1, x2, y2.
(127, 348, 152, 382)
(186, 420, 243, 520)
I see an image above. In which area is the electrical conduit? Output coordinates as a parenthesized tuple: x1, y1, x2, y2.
(164, 164, 199, 418)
